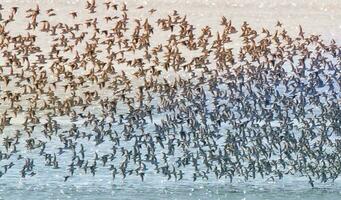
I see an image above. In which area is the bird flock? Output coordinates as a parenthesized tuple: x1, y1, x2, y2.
(0, 1, 340, 187)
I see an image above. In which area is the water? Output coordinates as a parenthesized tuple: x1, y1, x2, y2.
(2, 177, 341, 199)
(1, 0, 341, 199)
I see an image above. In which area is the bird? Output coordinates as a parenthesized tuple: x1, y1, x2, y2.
(149, 9, 157, 14)
(64, 175, 70, 182)
(70, 12, 77, 19)
(0, 0, 337, 189)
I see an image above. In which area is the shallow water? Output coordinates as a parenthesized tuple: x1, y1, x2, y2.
(1, 178, 341, 200)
